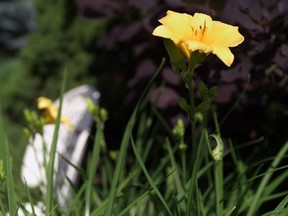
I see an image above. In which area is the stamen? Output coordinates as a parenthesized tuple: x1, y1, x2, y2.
(191, 21, 208, 39)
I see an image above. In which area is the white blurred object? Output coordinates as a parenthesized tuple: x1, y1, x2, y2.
(17, 202, 45, 216)
(21, 85, 100, 209)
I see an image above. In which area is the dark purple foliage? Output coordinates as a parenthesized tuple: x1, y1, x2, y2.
(76, 0, 288, 144)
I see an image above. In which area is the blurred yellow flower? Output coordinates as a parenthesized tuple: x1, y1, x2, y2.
(37, 97, 72, 132)
(152, 10, 244, 67)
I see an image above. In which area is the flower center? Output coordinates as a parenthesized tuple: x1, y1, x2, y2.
(191, 20, 207, 41)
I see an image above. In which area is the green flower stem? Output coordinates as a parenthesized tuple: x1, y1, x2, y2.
(213, 112, 223, 216)
(214, 160, 224, 216)
(185, 71, 198, 215)
(187, 75, 197, 153)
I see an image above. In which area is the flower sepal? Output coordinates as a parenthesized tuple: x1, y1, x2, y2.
(164, 39, 187, 73)
(188, 51, 207, 71)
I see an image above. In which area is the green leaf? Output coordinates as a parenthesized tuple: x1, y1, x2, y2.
(197, 82, 217, 103)
(207, 86, 218, 101)
(193, 101, 210, 113)
(179, 97, 189, 112)
(197, 81, 207, 100)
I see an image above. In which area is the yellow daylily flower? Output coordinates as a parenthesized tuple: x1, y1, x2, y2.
(152, 10, 244, 67)
(37, 97, 72, 132)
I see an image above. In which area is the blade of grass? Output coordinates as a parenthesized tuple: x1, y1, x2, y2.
(104, 58, 165, 216)
(65, 182, 86, 216)
(197, 187, 207, 216)
(0, 103, 17, 216)
(244, 164, 288, 183)
(272, 193, 288, 213)
(165, 138, 185, 197)
(24, 181, 36, 215)
(59, 154, 86, 178)
(152, 107, 174, 138)
(186, 128, 209, 215)
(85, 125, 104, 216)
(92, 169, 139, 216)
(260, 190, 288, 203)
(118, 191, 150, 216)
(151, 152, 172, 180)
(262, 169, 288, 198)
(173, 195, 181, 216)
(131, 135, 173, 216)
(45, 70, 67, 215)
(219, 75, 250, 126)
(247, 139, 288, 216)
(262, 208, 288, 216)
(224, 165, 262, 215)
(0, 197, 5, 214)
(104, 111, 137, 216)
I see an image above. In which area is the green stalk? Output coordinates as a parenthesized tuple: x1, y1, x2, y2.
(187, 75, 196, 153)
(182, 52, 211, 215)
(213, 112, 223, 216)
(185, 68, 198, 215)
(214, 160, 223, 216)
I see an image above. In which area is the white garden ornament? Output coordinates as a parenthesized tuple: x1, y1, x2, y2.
(21, 85, 100, 211)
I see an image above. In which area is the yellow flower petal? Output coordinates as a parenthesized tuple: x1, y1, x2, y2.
(192, 13, 213, 30)
(206, 22, 244, 47)
(152, 10, 244, 67)
(185, 41, 213, 54)
(212, 46, 234, 67)
(178, 42, 191, 58)
(154, 10, 194, 43)
(37, 97, 73, 132)
(37, 97, 53, 110)
(152, 25, 174, 41)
